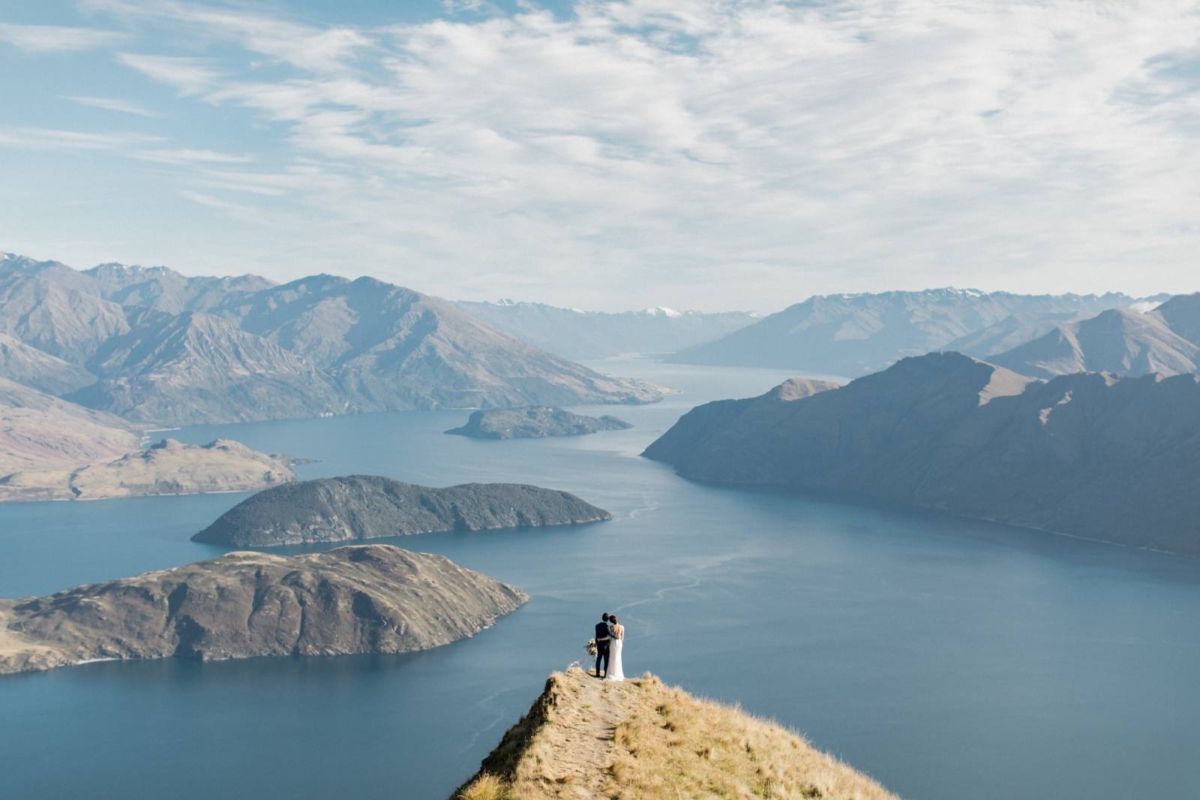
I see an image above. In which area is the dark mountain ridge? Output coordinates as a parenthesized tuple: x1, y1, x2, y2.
(646, 352, 1200, 555)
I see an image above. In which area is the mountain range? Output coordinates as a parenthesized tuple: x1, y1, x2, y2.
(645, 352, 1200, 555)
(0, 252, 665, 425)
(455, 299, 758, 360)
(989, 294, 1200, 378)
(666, 288, 1158, 377)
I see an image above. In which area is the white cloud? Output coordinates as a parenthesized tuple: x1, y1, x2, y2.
(31, 1, 1200, 306)
(0, 22, 123, 53)
(0, 125, 161, 151)
(64, 95, 159, 117)
(137, 148, 253, 165)
(116, 53, 222, 95)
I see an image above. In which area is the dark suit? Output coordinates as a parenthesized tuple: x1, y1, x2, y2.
(594, 621, 611, 677)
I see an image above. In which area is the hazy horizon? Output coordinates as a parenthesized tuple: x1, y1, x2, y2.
(2, 0, 1198, 311)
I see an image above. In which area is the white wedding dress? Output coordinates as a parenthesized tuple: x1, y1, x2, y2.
(605, 629, 625, 682)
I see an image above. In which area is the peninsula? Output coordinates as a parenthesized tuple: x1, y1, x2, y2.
(193, 475, 613, 546)
(0, 545, 526, 675)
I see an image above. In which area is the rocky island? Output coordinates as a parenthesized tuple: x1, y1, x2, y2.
(645, 352, 1200, 556)
(446, 406, 632, 439)
(455, 669, 897, 800)
(193, 475, 613, 547)
(0, 545, 526, 675)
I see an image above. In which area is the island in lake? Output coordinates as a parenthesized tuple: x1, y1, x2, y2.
(455, 668, 897, 800)
(193, 475, 613, 547)
(0, 545, 526, 676)
(446, 406, 632, 439)
(645, 351, 1200, 556)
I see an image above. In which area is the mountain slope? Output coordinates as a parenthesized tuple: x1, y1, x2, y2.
(990, 306, 1200, 378)
(455, 299, 758, 359)
(455, 669, 897, 800)
(67, 309, 343, 425)
(0, 333, 96, 395)
(217, 275, 665, 410)
(645, 352, 1200, 555)
(667, 289, 1144, 376)
(0, 271, 131, 363)
(0, 545, 527, 674)
(0, 376, 140, 473)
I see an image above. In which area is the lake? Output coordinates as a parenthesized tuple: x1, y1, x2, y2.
(2, 359, 1198, 800)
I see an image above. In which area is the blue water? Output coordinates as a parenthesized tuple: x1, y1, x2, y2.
(2, 360, 1198, 800)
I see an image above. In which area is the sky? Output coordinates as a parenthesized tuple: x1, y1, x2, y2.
(0, 0, 1197, 313)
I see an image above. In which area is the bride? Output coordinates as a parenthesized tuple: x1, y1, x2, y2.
(604, 615, 625, 682)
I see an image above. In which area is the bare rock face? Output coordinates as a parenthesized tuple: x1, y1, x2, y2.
(0, 545, 527, 675)
(445, 406, 632, 439)
(645, 352, 1200, 556)
(193, 475, 613, 547)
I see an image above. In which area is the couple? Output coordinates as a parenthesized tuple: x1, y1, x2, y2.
(593, 613, 625, 681)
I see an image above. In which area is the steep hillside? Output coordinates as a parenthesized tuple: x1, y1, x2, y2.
(216, 275, 666, 410)
(68, 308, 343, 424)
(0, 333, 96, 395)
(667, 289, 1143, 376)
(646, 352, 1200, 555)
(990, 307, 1200, 378)
(455, 669, 897, 800)
(0, 545, 527, 675)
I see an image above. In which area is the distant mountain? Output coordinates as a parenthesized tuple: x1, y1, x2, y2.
(990, 305, 1200, 378)
(0, 333, 96, 395)
(445, 406, 632, 439)
(83, 262, 275, 314)
(215, 275, 665, 411)
(67, 308, 343, 425)
(193, 475, 612, 546)
(0, 545, 526, 675)
(455, 299, 758, 359)
(645, 352, 1200, 555)
(666, 289, 1147, 376)
(0, 268, 131, 362)
(0, 251, 665, 425)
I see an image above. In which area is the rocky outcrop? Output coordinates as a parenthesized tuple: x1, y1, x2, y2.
(193, 475, 613, 546)
(645, 352, 1200, 556)
(454, 669, 897, 800)
(0, 545, 527, 675)
(446, 407, 632, 439)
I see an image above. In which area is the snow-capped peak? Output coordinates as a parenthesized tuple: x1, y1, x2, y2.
(643, 306, 682, 318)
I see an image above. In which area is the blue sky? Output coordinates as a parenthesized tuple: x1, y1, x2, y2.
(1, 0, 1198, 312)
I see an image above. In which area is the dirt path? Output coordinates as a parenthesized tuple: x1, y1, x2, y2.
(535, 668, 633, 797)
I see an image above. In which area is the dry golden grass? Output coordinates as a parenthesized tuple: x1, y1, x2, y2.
(454, 669, 899, 800)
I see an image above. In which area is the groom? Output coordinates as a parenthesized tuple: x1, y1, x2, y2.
(594, 613, 611, 678)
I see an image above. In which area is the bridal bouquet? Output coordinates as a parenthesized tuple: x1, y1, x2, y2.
(586, 638, 597, 657)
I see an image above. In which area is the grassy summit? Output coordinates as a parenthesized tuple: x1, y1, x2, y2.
(457, 668, 897, 800)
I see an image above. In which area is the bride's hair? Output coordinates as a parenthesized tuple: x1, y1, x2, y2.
(609, 615, 618, 624)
